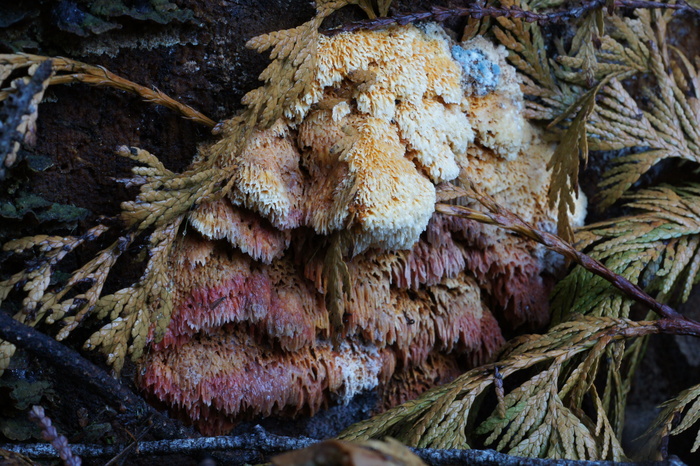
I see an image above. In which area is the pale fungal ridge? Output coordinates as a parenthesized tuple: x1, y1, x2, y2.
(459, 36, 527, 161)
(332, 342, 386, 404)
(452, 45, 501, 96)
(331, 101, 351, 121)
(228, 121, 305, 230)
(200, 22, 565, 267)
(188, 199, 290, 264)
(395, 99, 470, 182)
(339, 118, 436, 252)
(140, 328, 395, 435)
(220, 25, 483, 252)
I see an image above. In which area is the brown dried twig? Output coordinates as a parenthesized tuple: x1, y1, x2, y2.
(28, 406, 81, 466)
(326, 0, 699, 35)
(436, 183, 700, 336)
(0, 54, 216, 128)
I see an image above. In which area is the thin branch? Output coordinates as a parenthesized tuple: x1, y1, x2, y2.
(435, 183, 700, 336)
(326, 0, 699, 35)
(0, 310, 190, 440)
(0, 427, 685, 465)
(103, 421, 153, 466)
(0, 426, 316, 459)
(0, 54, 217, 128)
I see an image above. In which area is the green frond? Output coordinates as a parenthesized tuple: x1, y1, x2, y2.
(550, 184, 700, 442)
(552, 185, 700, 323)
(340, 316, 645, 460)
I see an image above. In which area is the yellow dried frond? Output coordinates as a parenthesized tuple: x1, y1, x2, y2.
(83, 218, 181, 372)
(591, 384, 624, 460)
(0, 225, 110, 315)
(46, 240, 123, 336)
(0, 145, 197, 374)
(0, 53, 215, 127)
(546, 84, 602, 241)
(118, 146, 231, 231)
(243, 0, 350, 128)
(0, 225, 112, 375)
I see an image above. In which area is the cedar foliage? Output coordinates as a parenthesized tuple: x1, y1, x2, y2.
(1, 0, 700, 461)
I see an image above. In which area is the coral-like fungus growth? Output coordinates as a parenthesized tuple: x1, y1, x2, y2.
(130, 24, 574, 433)
(0, 14, 573, 434)
(7, 0, 700, 461)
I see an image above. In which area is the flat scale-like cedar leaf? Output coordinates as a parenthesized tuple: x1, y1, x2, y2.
(493, 0, 554, 91)
(552, 185, 700, 323)
(550, 185, 700, 447)
(82, 200, 181, 373)
(492, 0, 604, 242)
(563, 10, 700, 210)
(591, 63, 700, 209)
(556, 11, 603, 87)
(244, 0, 350, 128)
(340, 316, 638, 461)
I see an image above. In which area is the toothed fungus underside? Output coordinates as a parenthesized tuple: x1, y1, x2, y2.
(139, 24, 584, 434)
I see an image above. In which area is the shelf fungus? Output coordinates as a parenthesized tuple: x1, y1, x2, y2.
(138, 24, 584, 434)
